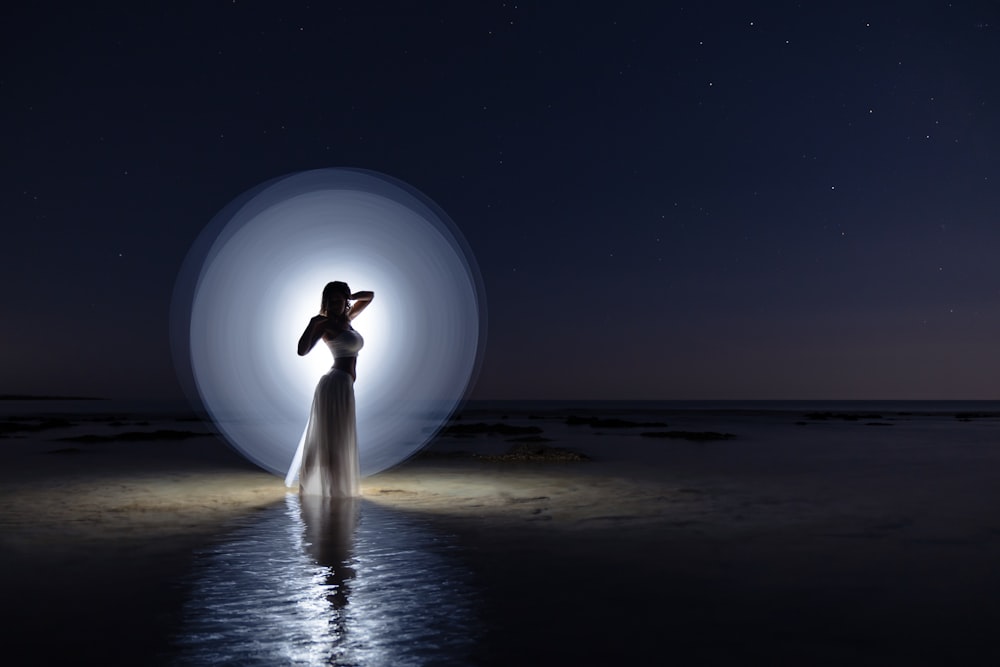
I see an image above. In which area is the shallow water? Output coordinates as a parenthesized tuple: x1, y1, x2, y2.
(6, 399, 1000, 664)
(169, 496, 481, 666)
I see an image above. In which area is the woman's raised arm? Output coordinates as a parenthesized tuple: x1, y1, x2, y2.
(347, 291, 374, 321)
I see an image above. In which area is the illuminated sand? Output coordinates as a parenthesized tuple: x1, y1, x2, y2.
(0, 413, 729, 552)
(3, 414, 998, 552)
(0, 450, 698, 554)
(364, 461, 724, 530)
(0, 470, 285, 552)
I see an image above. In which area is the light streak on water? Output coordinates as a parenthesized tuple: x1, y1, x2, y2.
(172, 495, 481, 666)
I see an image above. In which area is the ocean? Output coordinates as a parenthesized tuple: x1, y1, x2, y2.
(3, 398, 1000, 664)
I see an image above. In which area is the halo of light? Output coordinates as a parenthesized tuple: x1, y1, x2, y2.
(170, 169, 486, 477)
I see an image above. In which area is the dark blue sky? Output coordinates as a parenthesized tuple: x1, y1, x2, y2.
(2, 1, 998, 400)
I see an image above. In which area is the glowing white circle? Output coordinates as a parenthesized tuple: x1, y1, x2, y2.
(170, 169, 486, 477)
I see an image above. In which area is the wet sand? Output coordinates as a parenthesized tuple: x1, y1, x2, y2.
(2, 409, 1000, 664)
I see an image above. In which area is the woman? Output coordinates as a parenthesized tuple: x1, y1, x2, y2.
(296, 281, 374, 497)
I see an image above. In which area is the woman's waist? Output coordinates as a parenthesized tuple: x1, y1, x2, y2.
(332, 357, 357, 373)
(323, 360, 356, 382)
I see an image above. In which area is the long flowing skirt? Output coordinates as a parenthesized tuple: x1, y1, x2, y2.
(299, 368, 360, 497)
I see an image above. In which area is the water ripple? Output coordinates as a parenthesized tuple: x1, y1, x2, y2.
(171, 495, 481, 665)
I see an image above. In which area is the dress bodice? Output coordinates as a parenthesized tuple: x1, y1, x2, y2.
(324, 328, 364, 359)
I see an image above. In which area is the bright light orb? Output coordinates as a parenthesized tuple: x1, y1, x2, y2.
(170, 169, 486, 477)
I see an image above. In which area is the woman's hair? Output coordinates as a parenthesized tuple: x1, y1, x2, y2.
(320, 281, 352, 317)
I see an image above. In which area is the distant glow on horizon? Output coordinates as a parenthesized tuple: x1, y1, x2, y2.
(171, 169, 486, 477)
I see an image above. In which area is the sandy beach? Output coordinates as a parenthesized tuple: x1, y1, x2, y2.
(2, 402, 1000, 665)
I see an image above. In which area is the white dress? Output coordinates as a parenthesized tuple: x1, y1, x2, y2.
(298, 329, 363, 497)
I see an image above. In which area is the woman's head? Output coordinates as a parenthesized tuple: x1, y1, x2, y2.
(321, 281, 352, 317)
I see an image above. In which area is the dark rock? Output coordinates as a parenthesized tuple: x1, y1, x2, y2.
(0, 418, 75, 435)
(805, 412, 882, 421)
(413, 449, 473, 460)
(440, 422, 543, 436)
(477, 443, 590, 462)
(57, 429, 212, 443)
(565, 415, 668, 428)
(640, 431, 736, 441)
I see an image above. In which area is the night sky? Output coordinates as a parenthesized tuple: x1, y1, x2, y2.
(3, 2, 999, 401)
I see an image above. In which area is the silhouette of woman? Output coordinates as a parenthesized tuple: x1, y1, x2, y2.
(295, 281, 374, 497)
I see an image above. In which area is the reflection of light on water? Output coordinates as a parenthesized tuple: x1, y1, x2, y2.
(172, 495, 480, 665)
